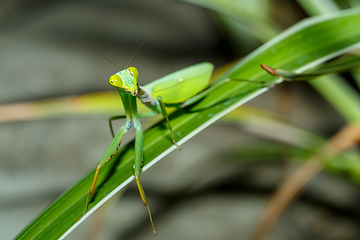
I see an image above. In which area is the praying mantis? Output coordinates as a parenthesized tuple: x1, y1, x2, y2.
(82, 62, 216, 234)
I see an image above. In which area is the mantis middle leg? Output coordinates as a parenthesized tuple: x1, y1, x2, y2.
(157, 96, 181, 150)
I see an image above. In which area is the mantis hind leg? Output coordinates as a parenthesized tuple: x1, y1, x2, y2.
(157, 96, 181, 150)
(182, 77, 274, 107)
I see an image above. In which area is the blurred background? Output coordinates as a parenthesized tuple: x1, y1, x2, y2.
(1, 0, 360, 239)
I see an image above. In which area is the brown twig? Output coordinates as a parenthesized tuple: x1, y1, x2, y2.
(250, 123, 360, 240)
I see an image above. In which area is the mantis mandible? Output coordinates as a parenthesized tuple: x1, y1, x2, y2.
(82, 62, 214, 234)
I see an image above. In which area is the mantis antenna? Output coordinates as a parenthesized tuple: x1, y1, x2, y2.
(87, 23, 163, 70)
(126, 23, 163, 68)
(86, 43, 120, 70)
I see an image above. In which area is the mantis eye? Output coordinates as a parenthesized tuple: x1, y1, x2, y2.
(128, 67, 139, 80)
(109, 74, 122, 87)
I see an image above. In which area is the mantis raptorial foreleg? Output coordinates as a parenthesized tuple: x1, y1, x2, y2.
(81, 90, 132, 218)
(109, 112, 158, 138)
(108, 115, 127, 138)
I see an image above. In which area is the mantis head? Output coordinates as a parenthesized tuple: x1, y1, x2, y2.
(109, 67, 139, 95)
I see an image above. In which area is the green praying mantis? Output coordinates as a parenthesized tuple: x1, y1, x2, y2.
(82, 62, 216, 235)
